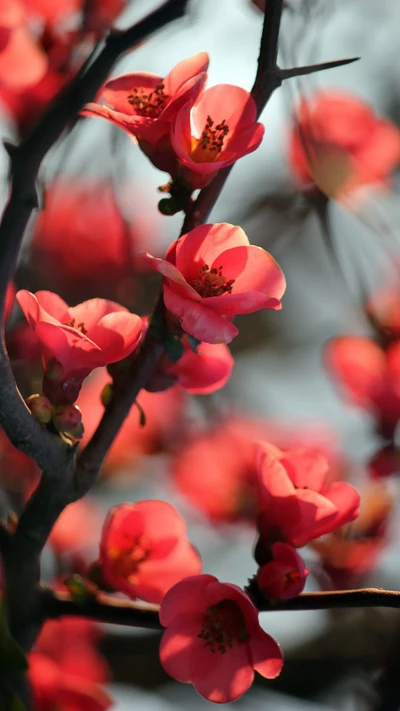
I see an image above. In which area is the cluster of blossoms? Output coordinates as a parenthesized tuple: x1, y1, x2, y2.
(83, 53, 265, 210)
(2, 30, 386, 710)
(327, 272, 400, 481)
(0, 0, 128, 137)
(82, 439, 359, 703)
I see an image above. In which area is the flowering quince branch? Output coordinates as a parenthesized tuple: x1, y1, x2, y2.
(0, 0, 191, 672)
(40, 586, 400, 629)
(0, 0, 376, 706)
(0, 0, 190, 467)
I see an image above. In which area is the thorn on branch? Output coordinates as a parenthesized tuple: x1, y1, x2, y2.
(278, 56, 360, 81)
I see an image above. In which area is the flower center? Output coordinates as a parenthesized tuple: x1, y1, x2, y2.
(64, 318, 87, 335)
(198, 600, 249, 654)
(284, 570, 301, 585)
(108, 534, 152, 582)
(191, 115, 230, 163)
(193, 264, 235, 298)
(127, 83, 169, 118)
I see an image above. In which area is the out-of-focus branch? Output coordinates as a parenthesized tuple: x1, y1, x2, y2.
(0, 0, 190, 469)
(41, 587, 400, 631)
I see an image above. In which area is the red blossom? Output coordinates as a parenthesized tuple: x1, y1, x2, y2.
(78, 369, 185, 473)
(30, 618, 111, 711)
(289, 91, 400, 199)
(326, 335, 400, 432)
(100, 501, 202, 604)
(141, 222, 286, 344)
(0, 0, 47, 89)
(257, 543, 308, 600)
(159, 574, 283, 703)
(171, 84, 265, 188)
(49, 499, 102, 556)
(171, 419, 269, 523)
(82, 53, 209, 173)
(29, 654, 112, 711)
(312, 481, 393, 587)
(28, 180, 150, 303)
(256, 442, 360, 549)
(167, 340, 234, 394)
(16, 290, 143, 395)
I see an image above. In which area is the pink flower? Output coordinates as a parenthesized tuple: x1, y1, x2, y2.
(171, 84, 265, 188)
(16, 290, 143, 402)
(159, 574, 283, 703)
(167, 340, 234, 394)
(29, 653, 112, 711)
(141, 223, 286, 344)
(30, 617, 111, 711)
(257, 543, 308, 600)
(99, 501, 202, 604)
(82, 54, 208, 173)
(256, 442, 360, 549)
(0, 0, 47, 90)
(28, 179, 151, 304)
(326, 335, 400, 434)
(289, 91, 400, 199)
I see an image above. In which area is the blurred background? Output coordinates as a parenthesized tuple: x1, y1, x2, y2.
(3, 0, 400, 709)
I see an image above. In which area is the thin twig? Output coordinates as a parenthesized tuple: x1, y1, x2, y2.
(41, 587, 400, 631)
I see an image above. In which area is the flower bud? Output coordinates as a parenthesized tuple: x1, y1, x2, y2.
(53, 405, 83, 434)
(26, 394, 53, 424)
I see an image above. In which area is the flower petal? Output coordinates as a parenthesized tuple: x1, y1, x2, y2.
(192, 84, 257, 136)
(87, 311, 142, 362)
(249, 627, 283, 679)
(164, 53, 209, 95)
(163, 285, 239, 344)
(159, 574, 217, 627)
(191, 640, 254, 704)
(174, 223, 249, 284)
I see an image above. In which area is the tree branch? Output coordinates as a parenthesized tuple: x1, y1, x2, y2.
(0, 0, 190, 468)
(41, 587, 400, 631)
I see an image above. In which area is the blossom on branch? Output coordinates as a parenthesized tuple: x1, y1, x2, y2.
(255, 442, 360, 550)
(99, 501, 202, 604)
(257, 542, 308, 600)
(141, 223, 285, 344)
(159, 574, 283, 703)
(289, 91, 400, 200)
(171, 84, 265, 189)
(16, 290, 143, 403)
(166, 340, 234, 394)
(82, 53, 209, 173)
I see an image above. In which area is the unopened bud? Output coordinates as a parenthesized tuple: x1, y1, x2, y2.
(53, 404, 83, 434)
(26, 394, 53, 424)
(158, 197, 183, 216)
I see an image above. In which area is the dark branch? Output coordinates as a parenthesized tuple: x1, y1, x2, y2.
(41, 587, 400, 631)
(0, 0, 190, 468)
